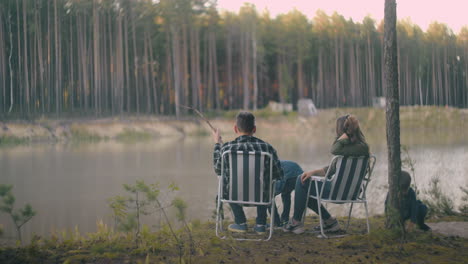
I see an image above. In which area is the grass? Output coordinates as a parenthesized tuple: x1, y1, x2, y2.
(0, 136, 29, 147)
(0, 216, 467, 264)
(69, 126, 102, 142)
(115, 129, 153, 142)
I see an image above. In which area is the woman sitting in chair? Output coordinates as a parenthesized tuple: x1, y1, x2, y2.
(283, 114, 370, 234)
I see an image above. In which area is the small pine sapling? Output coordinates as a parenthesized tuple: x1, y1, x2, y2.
(0, 184, 37, 244)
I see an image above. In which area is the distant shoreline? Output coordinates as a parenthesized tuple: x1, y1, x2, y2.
(0, 106, 467, 146)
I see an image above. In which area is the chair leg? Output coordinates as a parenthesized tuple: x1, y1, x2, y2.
(364, 201, 370, 234)
(317, 196, 328, 238)
(215, 195, 225, 239)
(346, 203, 354, 232)
(267, 200, 275, 241)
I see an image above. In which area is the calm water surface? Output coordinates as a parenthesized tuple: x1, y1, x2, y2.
(1, 129, 467, 240)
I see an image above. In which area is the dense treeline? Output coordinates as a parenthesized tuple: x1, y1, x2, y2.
(0, 0, 467, 117)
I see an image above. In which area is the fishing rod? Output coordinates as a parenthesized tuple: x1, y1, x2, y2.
(179, 104, 223, 144)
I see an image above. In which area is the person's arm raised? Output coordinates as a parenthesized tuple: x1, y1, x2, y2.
(212, 128, 223, 176)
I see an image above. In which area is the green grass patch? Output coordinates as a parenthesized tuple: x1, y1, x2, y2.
(69, 127, 102, 142)
(0, 135, 29, 147)
(188, 128, 210, 137)
(115, 129, 153, 142)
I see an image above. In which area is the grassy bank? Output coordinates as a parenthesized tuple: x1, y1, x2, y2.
(1, 216, 467, 264)
(0, 106, 467, 147)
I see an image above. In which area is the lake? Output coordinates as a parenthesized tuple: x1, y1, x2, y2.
(0, 126, 467, 241)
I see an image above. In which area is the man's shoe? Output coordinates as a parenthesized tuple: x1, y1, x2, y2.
(313, 217, 340, 232)
(254, 224, 267, 234)
(282, 220, 305, 234)
(228, 223, 247, 233)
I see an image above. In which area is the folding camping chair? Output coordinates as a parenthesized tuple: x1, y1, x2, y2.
(304, 155, 376, 238)
(215, 150, 277, 241)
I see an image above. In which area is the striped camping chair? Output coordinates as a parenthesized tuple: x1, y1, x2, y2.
(216, 150, 277, 241)
(305, 155, 376, 238)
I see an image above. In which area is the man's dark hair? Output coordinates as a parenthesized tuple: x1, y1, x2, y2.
(236, 111, 255, 133)
(399, 170, 412, 191)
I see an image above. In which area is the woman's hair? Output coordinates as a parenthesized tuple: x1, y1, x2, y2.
(336, 114, 366, 144)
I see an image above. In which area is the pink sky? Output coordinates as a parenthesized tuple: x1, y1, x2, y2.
(217, 0, 468, 33)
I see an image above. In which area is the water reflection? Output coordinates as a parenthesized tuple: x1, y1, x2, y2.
(0, 130, 466, 241)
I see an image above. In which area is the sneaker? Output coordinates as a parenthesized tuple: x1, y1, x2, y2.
(313, 217, 340, 232)
(254, 224, 267, 234)
(419, 223, 431, 232)
(282, 220, 305, 234)
(228, 223, 247, 233)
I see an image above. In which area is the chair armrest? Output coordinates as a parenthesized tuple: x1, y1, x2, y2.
(311, 176, 326, 182)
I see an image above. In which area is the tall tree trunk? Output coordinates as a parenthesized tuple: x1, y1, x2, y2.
(124, 12, 130, 112)
(93, 0, 100, 115)
(0, 10, 6, 112)
(7, 9, 14, 113)
(384, 0, 402, 228)
(242, 30, 249, 109)
(22, 0, 29, 114)
(212, 31, 220, 110)
(54, 0, 60, 115)
(143, 31, 151, 113)
(252, 30, 258, 110)
(226, 25, 233, 109)
(131, 6, 139, 114)
(171, 25, 181, 117)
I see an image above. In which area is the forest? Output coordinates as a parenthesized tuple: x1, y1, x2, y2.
(0, 0, 467, 118)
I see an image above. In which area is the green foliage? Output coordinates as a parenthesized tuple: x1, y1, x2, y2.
(172, 197, 187, 222)
(108, 181, 161, 233)
(422, 177, 457, 218)
(0, 136, 29, 147)
(459, 185, 468, 215)
(0, 184, 36, 244)
(70, 127, 102, 142)
(116, 129, 153, 142)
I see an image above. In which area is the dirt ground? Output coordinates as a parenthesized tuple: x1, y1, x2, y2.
(428, 222, 468, 238)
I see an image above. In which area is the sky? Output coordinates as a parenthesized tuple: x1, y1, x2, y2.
(217, 0, 468, 34)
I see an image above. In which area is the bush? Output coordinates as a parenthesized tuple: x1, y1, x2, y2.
(422, 177, 457, 218)
(459, 186, 468, 215)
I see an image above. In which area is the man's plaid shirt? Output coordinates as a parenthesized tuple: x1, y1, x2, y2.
(213, 135, 284, 197)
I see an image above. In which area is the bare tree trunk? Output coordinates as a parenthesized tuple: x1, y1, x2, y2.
(252, 30, 258, 110)
(131, 6, 139, 114)
(189, 26, 198, 110)
(242, 30, 249, 109)
(7, 10, 14, 113)
(149, 36, 158, 114)
(0, 10, 6, 112)
(226, 25, 233, 109)
(212, 31, 220, 110)
(93, 0, 100, 115)
(171, 25, 181, 117)
(22, 0, 30, 114)
(144, 31, 151, 113)
(334, 37, 339, 106)
(384, 0, 402, 228)
(124, 12, 130, 112)
(16, 0, 22, 113)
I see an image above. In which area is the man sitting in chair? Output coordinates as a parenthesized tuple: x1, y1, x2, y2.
(213, 111, 284, 234)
